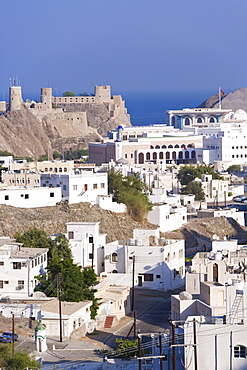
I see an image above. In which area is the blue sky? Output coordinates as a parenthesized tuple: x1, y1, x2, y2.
(1, 0, 247, 100)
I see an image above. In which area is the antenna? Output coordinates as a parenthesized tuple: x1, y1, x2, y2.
(48, 76, 51, 87)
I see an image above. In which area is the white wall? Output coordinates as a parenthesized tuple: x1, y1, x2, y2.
(0, 187, 61, 208)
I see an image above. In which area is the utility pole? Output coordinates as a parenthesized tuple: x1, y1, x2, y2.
(133, 310, 137, 340)
(131, 255, 135, 311)
(57, 273, 62, 342)
(193, 318, 198, 370)
(159, 332, 163, 370)
(12, 314, 15, 357)
(91, 243, 94, 270)
(172, 322, 176, 370)
(138, 331, 142, 370)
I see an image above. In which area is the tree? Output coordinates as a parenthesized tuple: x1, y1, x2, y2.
(108, 170, 151, 223)
(35, 259, 98, 318)
(38, 154, 48, 161)
(0, 344, 40, 370)
(180, 181, 205, 201)
(79, 92, 89, 96)
(227, 164, 241, 173)
(177, 164, 223, 186)
(53, 150, 61, 159)
(14, 228, 52, 249)
(64, 149, 88, 160)
(115, 338, 138, 358)
(49, 234, 72, 260)
(15, 228, 50, 249)
(63, 91, 76, 97)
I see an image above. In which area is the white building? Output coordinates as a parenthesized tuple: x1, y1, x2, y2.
(103, 228, 185, 291)
(0, 186, 61, 208)
(0, 156, 13, 171)
(40, 299, 93, 338)
(40, 169, 108, 205)
(197, 207, 245, 226)
(65, 222, 106, 276)
(184, 316, 247, 370)
(0, 238, 48, 297)
(171, 240, 247, 321)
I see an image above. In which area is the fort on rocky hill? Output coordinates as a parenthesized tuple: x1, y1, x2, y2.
(0, 84, 131, 159)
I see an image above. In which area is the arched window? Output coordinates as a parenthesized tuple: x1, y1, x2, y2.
(146, 152, 150, 160)
(139, 153, 144, 164)
(191, 150, 196, 159)
(59, 168, 62, 172)
(185, 151, 189, 159)
(209, 117, 215, 123)
(54, 168, 58, 173)
(112, 252, 118, 262)
(181, 144, 186, 148)
(172, 151, 176, 159)
(150, 145, 154, 149)
(49, 167, 53, 171)
(172, 116, 176, 125)
(153, 152, 157, 160)
(45, 167, 48, 172)
(175, 144, 179, 148)
(187, 144, 192, 148)
(155, 145, 160, 149)
(64, 167, 67, 172)
(112, 269, 118, 273)
(179, 151, 183, 159)
(166, 152, 170, 159)
(185, 117, 190, 125)
(168, 144, 173, 148)
(197, 117, 203, 123)
(159, 152, 163, 159)
(162, 145, 166, 149)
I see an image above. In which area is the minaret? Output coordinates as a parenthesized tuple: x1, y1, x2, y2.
(35, 319, 47, 353)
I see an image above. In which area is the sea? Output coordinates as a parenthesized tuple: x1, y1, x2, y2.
(121, 90, 215, 126)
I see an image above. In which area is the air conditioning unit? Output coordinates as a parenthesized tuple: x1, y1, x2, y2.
(105, 255, 110, 260)
(22, 262, 27, 267)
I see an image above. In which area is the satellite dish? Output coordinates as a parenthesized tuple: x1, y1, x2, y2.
(227, 278, 232, 285)
(222, 249, 228, 256)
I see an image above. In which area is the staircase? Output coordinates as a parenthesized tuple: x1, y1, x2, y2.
(228, 292, 243, 324)
(104, 316, 115, 328)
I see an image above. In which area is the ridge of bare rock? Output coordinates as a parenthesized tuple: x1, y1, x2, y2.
(0, 202, 155, 243)
(162, 217, 247, 252)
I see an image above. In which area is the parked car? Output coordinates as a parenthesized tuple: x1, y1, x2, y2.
(0, 336, 12, 343)
(234, 196, 245, 202)
(1, 332, 18, 341)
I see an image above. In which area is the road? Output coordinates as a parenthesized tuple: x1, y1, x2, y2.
(41, 288, 173, 367)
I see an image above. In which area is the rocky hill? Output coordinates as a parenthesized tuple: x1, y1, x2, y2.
(0, 202, 246, 251)
(0, 108, 102, 160)
(0, 202, 154, 243)
(60, 102, 131, 136)
(162, 216, 247, 254)
(197, 87, 247, 112)
(0, 99, 131, 159)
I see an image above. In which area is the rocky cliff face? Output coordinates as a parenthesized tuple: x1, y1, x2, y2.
(0, 108, 102, 159)
(0, 202, 154, 243)
(197, 87, 247, 111)
(58, 101, 132, 136)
